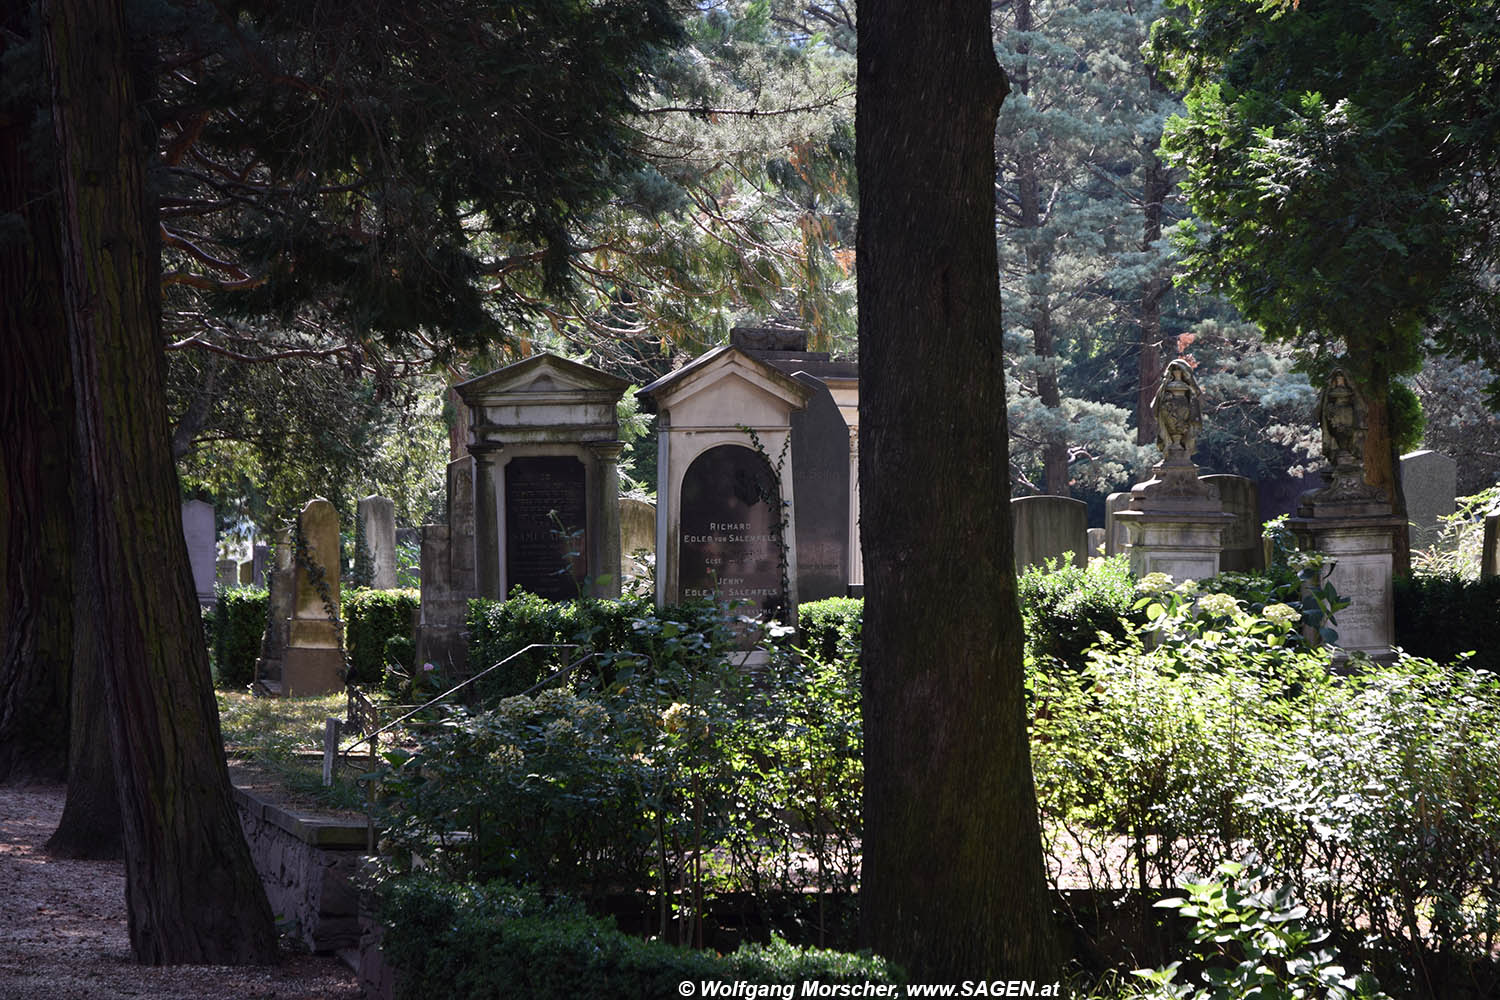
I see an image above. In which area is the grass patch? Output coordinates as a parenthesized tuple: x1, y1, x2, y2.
(217, 691, 369, 812)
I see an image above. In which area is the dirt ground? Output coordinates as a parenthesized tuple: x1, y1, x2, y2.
(0, 783, 361, 1000)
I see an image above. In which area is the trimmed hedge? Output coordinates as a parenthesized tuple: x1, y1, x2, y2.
(466, 591, 648, 697)
(344, 587, 419, 687)
(212, 586, 268, 688)
(796, 597, 863, 663)
(1394, 572, 1500, 672)
(380, 878, 902, 1000)
(1017, 555, 1139, 669)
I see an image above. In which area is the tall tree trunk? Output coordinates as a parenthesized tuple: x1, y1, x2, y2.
(1353, 361, 1411, 576)
(1011, 0, 1069, 496)
(1137, 143, 1171, 448)
(0, 13, 73, 786)
(42, 0, 278, 963)
(46, 485, 123, 859)
(858, 0, 1059, 980)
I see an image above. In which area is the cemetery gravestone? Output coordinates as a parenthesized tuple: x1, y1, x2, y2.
(181, 499, 216, 604)
(1288, 366, 1400, 660)
(783, 372, 850, 602)
(640, 345, 811, 614)
(251, 544, 269, 587)
(1104, 491, 1131, 557)
(217, 558, 238, 591)
(238, 560, 254, 586)
(358, 495, 398, 589)
(1087, 527, 1106, 558)
(1011, 495, 1087, 573)
(504, 456, 589, 599)
(415, 458, 477, 675)
(678, 444, 785, 612)
(254, 528, 294, 691)
(739, 328, 861, 597)
(455, 354, 628, 601)
(1484, 513, 1500, 580)
(1201, 474, 1263, 572)
(282, 498, 345, 695)
(1401, 449, 1457, 549)
(1115, 362, 1232, 582)
(619, 495, 656, 591)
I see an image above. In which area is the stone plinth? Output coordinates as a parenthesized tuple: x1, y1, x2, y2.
(1011, 495, 1087, 573)
(358, 495, 398, 589)
(1288, 511, 1401, 660)
(454, 354, 628, 601)
(282, 498, 345, 696)
(1118, 460, 1232, 583)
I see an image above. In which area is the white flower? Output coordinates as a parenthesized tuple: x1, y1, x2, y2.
(1263, 602, 1301, 627)
(1197, 592, 1240, 618)
(1138, 572, 1174, 594)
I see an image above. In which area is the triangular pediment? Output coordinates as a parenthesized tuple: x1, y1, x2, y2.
(455, 353, 630, 404)
(638, 346, 812, 416)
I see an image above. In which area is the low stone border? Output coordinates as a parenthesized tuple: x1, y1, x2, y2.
(231, 783, 368, 956)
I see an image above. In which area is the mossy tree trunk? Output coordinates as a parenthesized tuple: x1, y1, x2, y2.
(857, 0, 1060, 980)
(41, 0, 277, 963)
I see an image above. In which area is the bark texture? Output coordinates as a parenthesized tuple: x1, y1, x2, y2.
(42, 0, 278, 963)
(857, 0, 1059, 979)
(0, 12, 73, 786)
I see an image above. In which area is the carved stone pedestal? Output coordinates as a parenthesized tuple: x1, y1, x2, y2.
(1117, 457, 1233, 583)
(1289, 493, 1401, 662)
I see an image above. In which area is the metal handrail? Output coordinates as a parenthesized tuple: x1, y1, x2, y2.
(338, 642, 579, 757)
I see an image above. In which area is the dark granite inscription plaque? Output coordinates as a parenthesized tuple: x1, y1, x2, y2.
(679, 445, 784, 614)
(505, 456, 587, 599)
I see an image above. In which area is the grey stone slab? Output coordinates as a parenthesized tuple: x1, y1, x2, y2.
(787, 373, 850, 603)
(358, 495, 398, 589)
(1201, 474, 1263, 572)
(1484, 513, 1500, 580)
(1401, 449, 1457, 548)
(1105, 492, 1129, 557)
(181, 500, 217, 603)
(1011, 495, 1088, 573)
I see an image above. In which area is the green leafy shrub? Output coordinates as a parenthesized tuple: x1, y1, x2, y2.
(1033, 597, 1500, 994)
(212, 586, 268, 688)
(378, 876, 901, 1000)
(796, 597, 863, 663)
(1018, 554, 1140, 669)
(465, 591, 647, 698)
(1134, 862, 1391, 1000)
(343, 587, 418, 687)
(1394, 572, 1500, 673)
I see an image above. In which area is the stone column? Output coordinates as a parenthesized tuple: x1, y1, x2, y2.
(470, 445, 502, 599)
(588, 441, 623, 598)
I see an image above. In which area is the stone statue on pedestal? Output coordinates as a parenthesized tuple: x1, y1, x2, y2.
(1152, 358, 1203, 460)
(1303, 365, 1386, 510)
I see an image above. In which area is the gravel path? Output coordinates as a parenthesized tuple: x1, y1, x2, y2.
(0, 784, 361, 1000)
